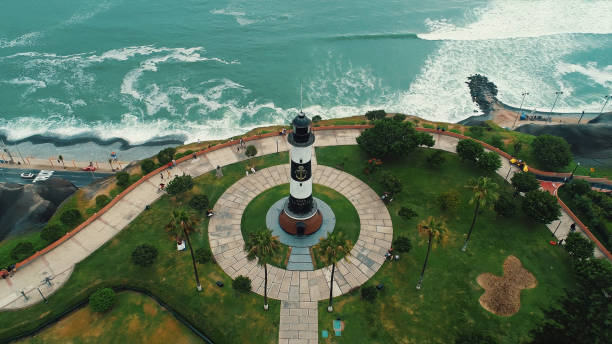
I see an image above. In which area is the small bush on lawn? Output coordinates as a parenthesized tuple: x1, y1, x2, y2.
(468, 126, 485, 138)
(476, 151, 501, 174)
(360, 285, 377, 301)
(233, 275, 252, 293)
(489, 135, 504, 150)
(60, 208, 83, 227)
(398, 207, 417, 221)
(393, 236, 412, 253)
(95, 195, 110, 209)
(456, 139, 483, 163)
(393, 114, 406, 121)
(10, 242, 35, 261)
(379, 171, 402, 194)
(454, 331, 498, 344)
(131, 244, 158, 267)
(437, 189, 460, 211)
(195, 248, 213, 264)
(89, 288, 116, 313)
(494, 193, 517, 217)
(116, 171, 130, 188)
(511, 172, 540, 193)
(426, 150, 446, 168)
(189, 194, 209, 210)
(141, 159, 157, 174)
(365, 110, 386, 120)
(312, 115, 322, 122)
(40, 224, 65, 242)
(166, 174, 194, 195)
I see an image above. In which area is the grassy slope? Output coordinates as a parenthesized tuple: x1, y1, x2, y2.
(241, 183, 360, 269)
(316, 145, 575, 344)
(0, 152, 289, 344)
(17, 292, 201, 344)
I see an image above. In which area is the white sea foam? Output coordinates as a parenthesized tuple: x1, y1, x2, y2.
(556, 62, 612, 89)
(418, 0, 612, 41)
(0, 32, 41, 48)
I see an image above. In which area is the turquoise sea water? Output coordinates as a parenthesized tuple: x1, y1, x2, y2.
(0, 0, 611, 160)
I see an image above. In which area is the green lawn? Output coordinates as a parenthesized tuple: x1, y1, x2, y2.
(0, 152, 289, 344)
(316, 145, 576, 344)
(241, 183, 360, 269)
(17, 292, 201, 344)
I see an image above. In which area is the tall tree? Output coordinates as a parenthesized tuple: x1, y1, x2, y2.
(169, 209, 202, 291)
(416, 216, 449, 290)
(244, 229, 280, 310)
(318, 231, 354, 312)
(356, 118, 433, 159)
(461, 177, 499, 252)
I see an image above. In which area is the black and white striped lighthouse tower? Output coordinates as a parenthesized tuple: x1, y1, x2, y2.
(279, 111, 322, 235)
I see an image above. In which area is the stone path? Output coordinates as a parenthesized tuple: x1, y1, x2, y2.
(287, 247, 313, 271)
(279, 300, 318, 344)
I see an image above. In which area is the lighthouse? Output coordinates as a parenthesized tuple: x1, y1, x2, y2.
(279, 111, 322, 235)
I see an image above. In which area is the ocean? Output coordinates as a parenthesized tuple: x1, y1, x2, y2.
(1, 0, 611, 161)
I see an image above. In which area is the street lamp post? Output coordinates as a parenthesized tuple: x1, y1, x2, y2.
(512, 92, 529, 128)
(600, 95, 610, 115)
(569, 162, 581, 180)
(578, 110, 585, 124)
(549, 91, 563, 123)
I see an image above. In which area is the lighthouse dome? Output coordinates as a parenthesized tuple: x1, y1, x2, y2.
(289, 111, 315, 146)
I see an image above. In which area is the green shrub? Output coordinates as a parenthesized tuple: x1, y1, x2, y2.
(456, 139, 484, 162)
(89, 288, 116, 313)
(40, 224, 65, 242)
(494, 194, 517, 217)
(379, 171, 402, 194)
(245, 145, 257, 158)
(116, 171, 130, 188)
(532, 134, 572, 171)
(356, 118, 433, 159)
(511, 172, 540, 193)
(365, 110, 386, 120)
(564, 232, 594, 260)
(189, 194, 209, 210)
(131, 244, 158, 267)
(522, 190, 561, 224)
(157, 147, 176, 165)
(476, 151, 501, 173)
(95, 195, 110, 209)
(513, 141, 523, 155)
(233, 275, 252, 293)
(398, 207, 417, 221)
(141, 159, 157, 174)
(450, 129, 461, 134)
(360, 285, 377, 301)
(393, 236, 412, 253)
(312, 115, 322, 122)
(565, 179, 591, 196)
(454, 331, 498, 344)
(10, 242, 35, 261)
(166, 174, 194, 195)
(393, 114, 406, 122)
(489, 136, 504, 150)
(60, 208, 83, 227)
(426, 150, 446, 168)
(468, 126, 485, 138)
(437, 189, 460, 211)
(195, 248, 213, 264)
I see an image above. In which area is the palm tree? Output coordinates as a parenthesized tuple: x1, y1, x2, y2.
(318, 231, 354, 312)
(461, 176, 499, 252)
(244, 229, 280, 310)
(416, 216, 449, 290)
(169, 208, 202, 291)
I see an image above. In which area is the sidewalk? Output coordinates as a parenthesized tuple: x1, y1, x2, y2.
(0, 156, 128, 173)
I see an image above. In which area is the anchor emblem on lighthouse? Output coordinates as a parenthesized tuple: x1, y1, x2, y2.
(295, 165, 307, 181)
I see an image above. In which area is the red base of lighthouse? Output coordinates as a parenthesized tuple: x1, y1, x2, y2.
(279, 210, 323, 236)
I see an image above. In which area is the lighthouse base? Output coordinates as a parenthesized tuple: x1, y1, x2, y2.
(279, 210, 323, 236)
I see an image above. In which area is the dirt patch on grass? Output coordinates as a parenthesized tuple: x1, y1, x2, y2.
(477, 255, 537, 316)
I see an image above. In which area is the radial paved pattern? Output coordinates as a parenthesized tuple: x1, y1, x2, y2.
(208, 163, 392, 343)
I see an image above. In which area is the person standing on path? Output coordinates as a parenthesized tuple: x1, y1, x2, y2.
(570, 223, 576, 232)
